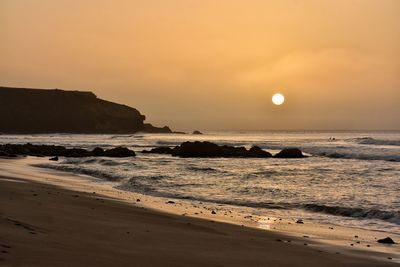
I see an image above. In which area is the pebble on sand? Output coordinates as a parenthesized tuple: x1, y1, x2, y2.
(377, 237, 396, 244)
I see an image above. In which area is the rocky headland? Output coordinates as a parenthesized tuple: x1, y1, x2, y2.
(0, 86, 171, 134)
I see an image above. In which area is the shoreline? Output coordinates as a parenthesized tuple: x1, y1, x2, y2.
(0, 157, 399, 266)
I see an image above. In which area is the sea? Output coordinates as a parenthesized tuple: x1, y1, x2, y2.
(1, 131, 399, 234)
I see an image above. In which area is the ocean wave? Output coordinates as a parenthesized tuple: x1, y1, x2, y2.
(109, 135, 134, 139)
(322, 152, 400, 162)
(60, 157, 135, 167)
(97, 159, 125, 166)
(156, 141, 179, 146)
(186, 166, 218, 172)
(307, 149, 400, 162)
(303, 204, 400, 225)
(61, 158, 98, 164)
(32, 163, 124, 181)
(355, 137, 400, 146)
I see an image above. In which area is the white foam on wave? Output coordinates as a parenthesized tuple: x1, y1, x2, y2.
(355, 137, 400, 146)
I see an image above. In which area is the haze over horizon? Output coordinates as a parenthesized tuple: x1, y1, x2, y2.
(1, 0, 399, 131)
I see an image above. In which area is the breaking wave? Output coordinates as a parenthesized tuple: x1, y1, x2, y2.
(355, 137, 400, 146)
(303, 204, 400, 225)
(33, 163, 124, 181)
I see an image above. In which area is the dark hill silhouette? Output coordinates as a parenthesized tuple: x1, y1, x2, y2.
(0, 86, 171, 134)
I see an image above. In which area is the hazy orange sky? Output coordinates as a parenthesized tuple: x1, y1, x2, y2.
(1, 0, 399, 131)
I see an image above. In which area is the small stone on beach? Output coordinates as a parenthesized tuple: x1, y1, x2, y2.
(377, 237, 396, 244)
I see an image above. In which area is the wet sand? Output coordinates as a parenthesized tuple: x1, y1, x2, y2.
(0, 158, 398, 266)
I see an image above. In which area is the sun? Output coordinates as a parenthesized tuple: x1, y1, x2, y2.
(272, 93, 285, 105)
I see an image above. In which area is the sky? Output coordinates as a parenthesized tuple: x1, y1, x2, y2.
(1, 0, 399, 131)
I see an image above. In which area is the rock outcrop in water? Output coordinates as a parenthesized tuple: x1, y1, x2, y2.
(0, 143, 136, 158)
(273, 148, 306, 158)
(0, 86, 171, 134)
(143, 141, 307, 158)
(143, 141, 273, 158)
(143, 146, 174, 154)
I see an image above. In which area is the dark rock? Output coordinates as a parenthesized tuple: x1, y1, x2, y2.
(0, 143, 135, 158)
(377, 237, 396, 244)
(103, 146, 136, 157)
(211, 210, 217, 214)
(49, 156, 59, 161)
(274, 148, 306, 158)
(92, 147, 104, 156)
(0, 86, 171, 134)
(64, 148, 91, 157)
(171, 141, 272, 158)
(142, 147, 173, 154)
(192, 130, 203, 135)
(248, 146, 272, 158)
(141, 124, 172, 133)
(0, 150, 17, 157)
(171, 141, 221, 157)
(141, 142, 305, 159)
(296, 219, 304, 224)
(166, 201, 175, 204)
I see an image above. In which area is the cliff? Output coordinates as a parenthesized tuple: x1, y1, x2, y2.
(0, 86, 171, 134)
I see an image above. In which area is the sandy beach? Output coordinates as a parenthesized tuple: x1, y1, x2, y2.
(2, 0, 399, 265)
(0, 157, 398, 267)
